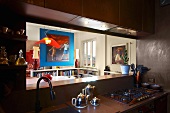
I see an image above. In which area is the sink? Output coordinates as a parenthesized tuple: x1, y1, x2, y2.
(47, 106, 79, 113)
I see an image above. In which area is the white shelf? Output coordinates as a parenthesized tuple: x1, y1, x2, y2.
(29, 68, 100, 77)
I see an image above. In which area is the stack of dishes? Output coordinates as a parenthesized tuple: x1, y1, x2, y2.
(141, 83, 161, 90)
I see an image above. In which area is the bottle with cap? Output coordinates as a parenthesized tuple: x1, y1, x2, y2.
(15, 49, 26, 65)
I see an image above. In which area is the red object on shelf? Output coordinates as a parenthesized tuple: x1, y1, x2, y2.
(33, 59, 38, 70)
(75, 59, 79, 68)
(43, 74, 52, 82)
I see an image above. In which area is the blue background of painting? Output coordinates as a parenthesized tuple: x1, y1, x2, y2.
(40, 28, 74, 66)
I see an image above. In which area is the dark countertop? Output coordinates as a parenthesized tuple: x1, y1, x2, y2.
(26, 74, 131, 90)
(66, 92, 168, 113)
(27, 91, 168, 113)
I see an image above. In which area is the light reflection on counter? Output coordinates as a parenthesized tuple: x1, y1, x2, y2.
(81, 76, 98, 82)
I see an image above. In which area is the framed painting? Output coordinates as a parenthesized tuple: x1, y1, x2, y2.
(111, 44, 128, 64)
(40, 28, 74, 67)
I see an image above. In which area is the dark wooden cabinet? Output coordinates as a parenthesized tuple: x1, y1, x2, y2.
(16, 0, 44, 7)
(127, 94, 168, 113)
(45, 0, 82, 16)
(82, 0, 119, 25)
(119, 0, 142, 31)
(142, 0, 155, 33)
(154, 95, 167, 113)
(0, 33, 27, 58)
(0, 33, 27, 92)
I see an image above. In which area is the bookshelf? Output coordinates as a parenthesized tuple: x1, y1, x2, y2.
(29, 68, 100, 77)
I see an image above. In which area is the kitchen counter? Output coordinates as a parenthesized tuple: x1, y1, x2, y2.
(26, 74, 130, 90)
(66, 92, 168, 113)
(27, 90, 168, 113)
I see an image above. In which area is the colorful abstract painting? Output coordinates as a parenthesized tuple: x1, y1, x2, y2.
(40, 28, 74, 67)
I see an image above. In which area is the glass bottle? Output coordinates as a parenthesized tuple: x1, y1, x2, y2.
(15, 49, 26, 65)
(0, 46, 8, 65)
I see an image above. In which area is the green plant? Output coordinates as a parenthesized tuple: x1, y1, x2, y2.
(121, 49, 129, 65)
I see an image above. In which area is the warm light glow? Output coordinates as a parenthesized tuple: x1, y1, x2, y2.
(44, 37, 51, 44)
(101, 25, 106, 28)
(34, 37, 60, 49)
(84, 21, 89, 25)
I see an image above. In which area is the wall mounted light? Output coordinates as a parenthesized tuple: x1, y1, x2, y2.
(34, 37, 60, 49)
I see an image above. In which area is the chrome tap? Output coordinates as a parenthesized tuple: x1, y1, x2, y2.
(35, 76, 56, 113)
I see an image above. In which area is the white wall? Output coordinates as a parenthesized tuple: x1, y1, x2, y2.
(26, 23, 40, 41)
(106, 35, 136, 72)
(74, 32, 106, 76)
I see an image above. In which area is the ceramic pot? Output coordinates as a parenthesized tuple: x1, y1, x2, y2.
(120, 65, 130, 75)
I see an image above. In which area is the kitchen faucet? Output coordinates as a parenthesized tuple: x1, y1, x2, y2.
(35, 76, 56, 113)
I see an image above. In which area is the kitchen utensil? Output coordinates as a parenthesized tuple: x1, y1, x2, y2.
(82, 84, 95, 100)
(90, 97, 100, 106)
(72, 93, 88, 108)
(150, 84, 161, 90)
(141, 82, 150, 88)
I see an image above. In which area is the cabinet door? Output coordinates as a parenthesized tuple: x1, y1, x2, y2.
(82, 0, 119, 25)
(17, 0, 45, 7)
(142, 0, 155, 33)
(45, 0, 82, 16)
(119, 0, 142, 31)
(154, 95, 167, 113)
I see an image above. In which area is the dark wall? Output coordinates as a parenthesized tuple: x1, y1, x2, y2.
(137, 0, 170, 112)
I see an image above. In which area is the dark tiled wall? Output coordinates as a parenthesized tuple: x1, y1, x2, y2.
(137, 0, 170, 112)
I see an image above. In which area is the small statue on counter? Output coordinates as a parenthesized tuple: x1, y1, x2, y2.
(104, 65, 111, 75)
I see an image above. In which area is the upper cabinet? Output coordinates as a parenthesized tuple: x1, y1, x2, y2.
(6, 0, 154, 35)
(82, 0, 119, 25)
(18, 0, 44, 7)
(45, 0, 82, 16)
(119, 0, 142, 31)
(142, 0, 155, 33)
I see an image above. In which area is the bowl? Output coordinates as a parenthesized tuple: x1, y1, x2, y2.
(150, 84, 161, 90)
(141, 82, 150, 88)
